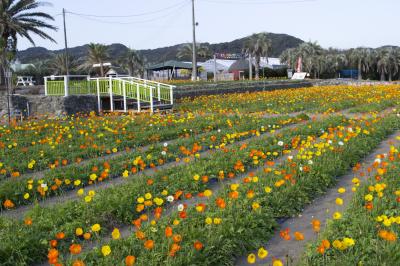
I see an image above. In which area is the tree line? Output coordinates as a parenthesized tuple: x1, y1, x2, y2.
(16, 44, 146, 84)
(280, 43, 400, 81)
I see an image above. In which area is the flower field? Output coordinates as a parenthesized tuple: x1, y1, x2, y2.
(0, 85, 400, 266)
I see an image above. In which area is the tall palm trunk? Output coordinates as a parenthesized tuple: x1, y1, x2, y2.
(389, 69, 393, 82)
(380, 71, 386, 81)
(358, 59, 362, 80)
(255, 56, 260, 80)
(0, 51, 8, 89)
(100, 63, 104, 77)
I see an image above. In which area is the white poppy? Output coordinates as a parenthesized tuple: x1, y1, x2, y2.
(177, 204, 184, 211)
(166, 196, 174, 202)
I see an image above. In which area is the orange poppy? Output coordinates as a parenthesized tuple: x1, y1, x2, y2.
(69, 244, 82, 255)
(144, 239, 154, 250)
(55, 232, 65, 240)
(165, 226, 173, 238)
(72, 260, 85, 266)
(194, 241, 203, 250)
(125, 255, 136, 266)
(173, 234, 182, 243)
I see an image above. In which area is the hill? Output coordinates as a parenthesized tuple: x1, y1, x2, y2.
(16, 32, 304, 64)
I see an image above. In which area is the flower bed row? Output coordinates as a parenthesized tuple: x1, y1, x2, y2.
(0, 117, 345, 265)
(178, 85, 400, 114)
(300, 136, 400, 266)
(65, 115, 400, 266)
(0, 112, 241, 177)
(0, 114, 308, 210)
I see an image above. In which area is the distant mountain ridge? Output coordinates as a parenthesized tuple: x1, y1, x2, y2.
(16, 32, 304, 64)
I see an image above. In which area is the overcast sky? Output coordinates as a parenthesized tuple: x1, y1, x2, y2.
(17, 0, 399, 51)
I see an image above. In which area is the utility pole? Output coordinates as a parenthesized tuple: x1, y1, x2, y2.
(63, 8, 69, 76)
(191, 0, 198, 81)
(248, 53, 252, 80)
(213, 54, 217, 82)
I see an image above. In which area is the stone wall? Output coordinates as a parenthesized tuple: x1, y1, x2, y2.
(0, 93, 98, 118)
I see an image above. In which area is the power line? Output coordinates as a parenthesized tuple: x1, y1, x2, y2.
(202, 0, 317, 5)
(66, 1, 190, 25)
(66, 0, 190, 18)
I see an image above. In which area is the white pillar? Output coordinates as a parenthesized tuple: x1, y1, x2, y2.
(248, 54, 252, 80)
(87, 76, 91, 94)
(213, 54, 217, 82)
(64, 75, 69, 96)
(170, 85, 174, 105)
(136, 83, 141, 112)
(123, 81, 127, 113)
(44, 77, 48, 95)
(96, 78, 101, 113)
(109, 76, 114, 112)
(150, 86, 154, 113)
(157, 83, 161, 102)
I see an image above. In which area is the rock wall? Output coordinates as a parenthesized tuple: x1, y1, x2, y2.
(0, 93, 98, 118)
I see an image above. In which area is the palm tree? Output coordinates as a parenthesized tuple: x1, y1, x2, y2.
(0, 0, 57, 86)
(177, 43, 211, 61)
(376, 49, 389, 81)
(326, 53, 347, 78)
(48, 54, 78, 75)
(387, 48, 400, 81)
(350, 48, 374, 80)
(119, 49, 145, 77)
(280, 48, 298, 70)
(314, 54, 327, 79)
(297, 41, 323, 78)
(243, 33, 272, 80)
(81, 43, 109, 76)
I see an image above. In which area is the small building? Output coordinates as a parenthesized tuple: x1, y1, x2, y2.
(147, 60, 198, 81)
(228, 57, 286, 80)
(228, 59, 253, 80)
(198, 59, 236, 74)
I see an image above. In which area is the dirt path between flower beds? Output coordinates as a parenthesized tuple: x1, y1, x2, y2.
(46, 118, 361, 264)
(3, 109, 394, 220)
(234, 130, 400, 266)
(260, 107, 395, 120)
(3, 117, 326, 220)
(5, 111, 315, 184)
(31, 112, 395, 266)
(8, 107, 394, 183)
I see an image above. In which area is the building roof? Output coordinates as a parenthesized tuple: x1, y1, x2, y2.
(229, 59, 251, 72)
(199, 59, 236, 73)
(147, 60, 194, 71)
